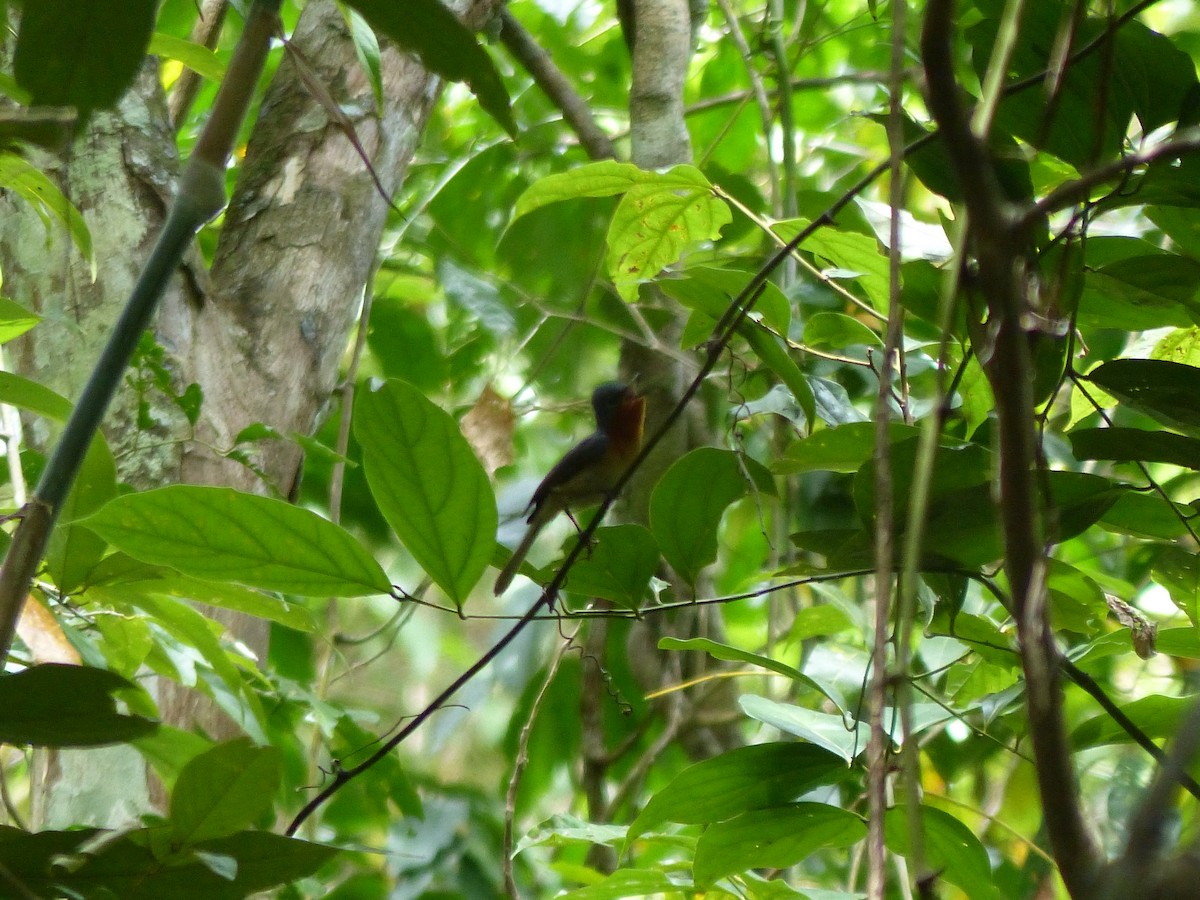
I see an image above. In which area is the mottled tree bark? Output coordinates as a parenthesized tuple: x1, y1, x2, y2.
(0, 0, 464, 822)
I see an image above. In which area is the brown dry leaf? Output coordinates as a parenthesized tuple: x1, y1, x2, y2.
(1106, 593, 1157, 660)
(17, 595, 80, 664)
(461, 385, 516, 478)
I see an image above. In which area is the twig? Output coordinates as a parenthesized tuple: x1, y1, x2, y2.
(498, 9, 616, 161)
(713, 0, 781, 214)
(503, 629, 576, 898)
(1019, 128, 1200, 231)
(170, 0, 229, 129)
(920, 1, 1098, 895)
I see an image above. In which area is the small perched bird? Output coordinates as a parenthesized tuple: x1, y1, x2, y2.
(494, 382, 645, 594)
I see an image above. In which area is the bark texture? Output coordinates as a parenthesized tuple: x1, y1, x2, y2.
(0, 60, 186, 827)
(0, 0, 455, 820)
(156, 0, 447, 749)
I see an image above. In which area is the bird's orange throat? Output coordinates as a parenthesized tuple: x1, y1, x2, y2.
(610, 393, 645, 455)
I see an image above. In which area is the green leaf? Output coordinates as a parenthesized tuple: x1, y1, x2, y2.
(669, 265, 792, 336)
(558, 869, 683, 899)
(607, 170, 732, 300)
(1152, 547, 1200, 625)
(114, 592, 268, 741)
(741, 325, 816, 429)
(803, 312, 882, 349)
(1072, 693, 1194, 747)
(0, 296, 40, 343)
(625, 742, 844, 849)
(0, 371, 120, 592)
(81, 486, 390, 597)
(1080, 254, 1200, 330)
(1086, 359, 1200, 433)
(47, 428, 118, 593)
(84, 554, 318, 632)
(659, 637, 836, 703)
(0, 664, 157, 746)
(513, 160, 656, 218)
(3, 827, 337, 899)
(739, 695, 868, 761)
(773, 218, 890, 311)
(788, 605, 855, 641)
(170, 738, 282, 845)
(353, 379, 496, 606)
(1100, 492, 1193, 540)
(694, 803, 866, 888)
(774, 422, 922, 475)
(649, 448, 749, 586)
(344, 0, 515, 136)
(133, 726, 214, 795)
(344, 7, 384, 112)
(0, 370, 74, 420)
(1046, 558, 1106, 635)
(885, 805, 999, 900)
(564, 524, 658, 608)
(512, 162, 731, 301)
(149, 32, 227, 82)
(14, 0, 156, 115)
(0, 153, 94, 276)
(1069, 426, 1200, 468)
(1154, 327, 1200, 368)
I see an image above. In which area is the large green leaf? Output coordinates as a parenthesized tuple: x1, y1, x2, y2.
(0, 371, 119, 592)
(969, 3, 1196, 169)
(81, 486, 390, 597)
(83, 553, 318, 632)
(1152, 546, 1200, 625)
(694, 803, 866, 888)
(513, 161, 732, 301)
(170, 739, 282, 845)
(1079, 254, 1200, 331)
(739, 695, 868, 761)
(0, 826, 336, 899)
(563, 524, 658, 608)
(1086, 358, 1200, 433)
(353, 379, 496, 606)
(625, 742, 844, 849)
(1070, 426, 1200, 469)
(118, 592, 268, 742)
(0, 664, 157, 746)
(13, 0, 156, 115)
(885, 805, 999, 900)
(1072, 693, 1195, 747)
(649, 448, 754, 586)
(344, 0, 514, 135)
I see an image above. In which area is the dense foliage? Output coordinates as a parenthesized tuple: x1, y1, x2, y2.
(3, 0, 1200, 897)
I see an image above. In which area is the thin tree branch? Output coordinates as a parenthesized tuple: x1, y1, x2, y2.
(498, 9, 616, 160)
(920, 1, 1098, 895)
(1019, 128, 1200, 231)
(170, 0, 229, 129)
(504, 630, 576, 899)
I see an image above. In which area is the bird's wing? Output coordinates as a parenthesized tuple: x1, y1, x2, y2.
(527, 432, 610, 519)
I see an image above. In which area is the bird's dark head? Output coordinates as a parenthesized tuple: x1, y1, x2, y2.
(591, 382, 644, 449)
(591, 382, 633, 424)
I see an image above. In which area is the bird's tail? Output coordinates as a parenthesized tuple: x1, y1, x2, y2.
(493, 517, 545, 595)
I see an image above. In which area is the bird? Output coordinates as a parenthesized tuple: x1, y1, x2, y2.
(494, 382, 645, 594)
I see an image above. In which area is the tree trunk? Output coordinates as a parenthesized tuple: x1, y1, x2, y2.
(0, 0, 459, 823)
